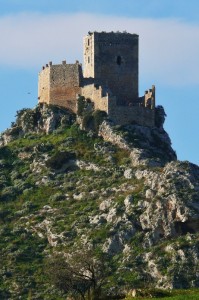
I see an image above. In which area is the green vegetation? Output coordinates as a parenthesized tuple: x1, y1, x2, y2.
(126, 288, 199, 299)
(77, 95, 107, 131)
(0, 117, 142, 298)
(0, 106, 198, 299)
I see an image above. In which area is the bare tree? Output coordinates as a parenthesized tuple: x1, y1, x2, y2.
(46, 248, 110, 300)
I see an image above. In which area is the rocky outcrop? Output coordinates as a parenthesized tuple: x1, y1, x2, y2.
(99, 110, 177, 167)
(0, 104, 75, 146)
(1, 103, 199, 296)
(135, 161, 199, 245)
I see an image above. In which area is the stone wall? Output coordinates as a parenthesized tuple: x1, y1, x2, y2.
(38, 61, 83, 112)
(83, 32, 139, 106)
(81, 84, 110, 112)
(82, 83, 155, 127)
(144, 85, 155, 109)
(38, 66, 50, 104)
(83, 34, 95, 78)
(108, 104, 155, 127)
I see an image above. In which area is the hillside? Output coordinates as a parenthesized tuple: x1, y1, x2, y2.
(0, 104, 199, 299)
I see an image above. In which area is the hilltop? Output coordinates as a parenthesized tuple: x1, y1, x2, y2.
(0, 103, 199, 299)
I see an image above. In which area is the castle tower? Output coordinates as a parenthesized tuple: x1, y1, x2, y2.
(83, 32, 139, 105)
(38, 61, 83, 112)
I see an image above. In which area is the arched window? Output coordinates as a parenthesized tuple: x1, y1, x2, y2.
(117, 55, 122, 65)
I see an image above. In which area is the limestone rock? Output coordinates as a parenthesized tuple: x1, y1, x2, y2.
(137, 161, 199, 243)
(0, 104, 75, 145)
(124, 195, 134, 213)
(99, 119, 177, 167)
(99, 199, 113, 211)
(1, 103, 199, 293)
(124, 168, 133, 179)
(103, 234, 123, 255)
(145, 189, 155, 199)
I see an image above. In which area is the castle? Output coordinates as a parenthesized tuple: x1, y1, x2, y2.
(38, 31, 155, 127)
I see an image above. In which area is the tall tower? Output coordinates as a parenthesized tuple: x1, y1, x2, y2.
(83, 31, 139, 105)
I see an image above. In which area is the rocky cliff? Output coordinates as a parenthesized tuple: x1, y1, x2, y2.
(0, 104, 198, 299)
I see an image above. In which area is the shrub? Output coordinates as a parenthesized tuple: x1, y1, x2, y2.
(45, 248, 110, 300)
(0, 186, 18, 201)
(82, 110, 107, 132)
(82, 112, 94, 130)
(46, 151, 76, 170)
(77, 96, 86, 116)
(50, 192, 65, 202)
(93, 110, 107, 131)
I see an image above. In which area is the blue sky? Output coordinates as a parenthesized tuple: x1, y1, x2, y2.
(0, 0, 198, 165)
(1, 0, 199, 21)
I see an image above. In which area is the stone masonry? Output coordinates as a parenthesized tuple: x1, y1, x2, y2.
(38, 61, 83, 112)
(83, 31, 138, 105)
(38, 31, 156, 127)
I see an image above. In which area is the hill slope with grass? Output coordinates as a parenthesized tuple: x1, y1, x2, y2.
(0, 104, 199, 299)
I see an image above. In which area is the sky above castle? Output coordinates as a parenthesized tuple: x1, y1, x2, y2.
(0, 0, 198, 165)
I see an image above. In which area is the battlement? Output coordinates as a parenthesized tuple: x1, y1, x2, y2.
(38, 61, 83, 112)
(41, 60, 81, 71)
(38, 31, 156, 127)
(144, 85, 155, 109)
(86, 31, 138, 42)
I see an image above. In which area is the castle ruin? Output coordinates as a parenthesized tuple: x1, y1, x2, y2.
(38, 31, 155, 127)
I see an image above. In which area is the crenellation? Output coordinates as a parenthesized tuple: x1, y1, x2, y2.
(38, 62, 83, 112)
(38, 31, 156, 127)
(144, 85, 155, 109)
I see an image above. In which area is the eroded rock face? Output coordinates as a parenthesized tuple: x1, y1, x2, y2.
(1, 103, 199, 293)
(76, 156, 199, 289)
(98, 121, 131, 151)
(136, 161, 199, 244)
(99, 119, 177, 167)
(0, 104, 75, 145)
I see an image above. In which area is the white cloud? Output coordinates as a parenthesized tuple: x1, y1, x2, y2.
(0, 12, 199, 86)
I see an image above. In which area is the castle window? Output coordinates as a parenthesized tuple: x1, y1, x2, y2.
(117, 56, 122, 65)
(88, 56, 90, 64)
(88, 39, 90, 46)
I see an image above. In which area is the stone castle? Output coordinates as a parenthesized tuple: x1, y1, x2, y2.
(38, 31, 155, 127)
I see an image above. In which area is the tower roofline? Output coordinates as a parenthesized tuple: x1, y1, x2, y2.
(86, 31, 138, 37)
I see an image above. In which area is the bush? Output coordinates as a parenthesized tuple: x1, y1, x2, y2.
(77, 96, 86, 116)
(50, 192, 65, 202)
(93, 110, 107, 131)
(46, 151, 76, 170)
(0, 186, 18, 201)
(0, 209, 11, 221)
(82, 112, 94, 130)
(82, 110, 107, 132)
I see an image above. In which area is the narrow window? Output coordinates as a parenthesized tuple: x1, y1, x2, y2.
(88, 39, 90, 46)
(117, 56, 122, 65)
(88, 56, 90, 64)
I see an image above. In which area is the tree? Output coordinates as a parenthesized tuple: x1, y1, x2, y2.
(46, 249, 110, 300)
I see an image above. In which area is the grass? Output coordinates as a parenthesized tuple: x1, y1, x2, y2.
(1, 108, 199, 299)
(126, 289, 199, 300)
(128, 296, 199, 300)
